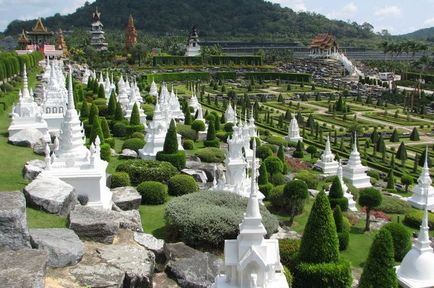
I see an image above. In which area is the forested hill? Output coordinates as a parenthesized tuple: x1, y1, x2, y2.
(5, 0, 376, 40)
(401, 27, 434, 41)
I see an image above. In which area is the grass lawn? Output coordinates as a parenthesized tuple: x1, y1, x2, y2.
(139, 201, 169, 239)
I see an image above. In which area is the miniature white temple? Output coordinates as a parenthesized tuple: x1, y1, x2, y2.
(42, 60, 68, 132)
(185, 26, 201, 57)
(117, 75, 130, 110)
(408, 149, 434, 210)
(397, 189, 434, 288)
(285, 115, 303, 142)
(225, 102, 237, 123)
(125, 81, 147, 126)
(212, 120, 264, 202)
(138, 93, 183, 159)
(337, 160, 357, 212)
(242, 110, 256, 164)
(149, 79, 158, 97)
(168, 87, 185, 121)
(212, 141, 288, 288)
(316, 135, 338, 176)
(8, 64, 51, 142)
(342, 133, 372, 189)
(188, 89, 201, 114)
(40, 68, 112, 210)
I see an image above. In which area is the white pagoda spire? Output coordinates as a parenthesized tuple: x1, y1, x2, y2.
(408, 146, 434, 210)
(22, 64, 30, 99)
(338, 160, 357, 211)
(285, 114, 303, 142)
(316, 134, 338, 176)
(150, 78, 158, 97)
(342, 132, 372, 189)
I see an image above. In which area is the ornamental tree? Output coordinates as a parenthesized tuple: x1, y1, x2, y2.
(359, 188, 382, 231)
(163, 119, 178, 153)
(89, 115, 104, 145)
(401, 174, 413, 192)
(410, 127, 420, 141)
(283, 180, 309, 225)
(293, 140, 304, 158)
(80, 102, 89, 119)
(114, 102, 124, 121)
(88, 103, 99, 125)
(359, 229, 398, 288)
(386, 169, 396, 190)
(108, 91, 117, 117)
(395, 142, 407, 166)
(130, 103, 141, 125)
(328, 176, 348, 211)
(100, 117, 111, 139)
(390, 129, 400, 142)
(97, 83, 105, 99)
(191, 120, 206, 139)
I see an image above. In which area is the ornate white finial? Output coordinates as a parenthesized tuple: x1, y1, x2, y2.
(54, 136, 60, 151)
(353, 132, 358, 152)
(213, 163, 217, 187)
(67, 66, 75, 110)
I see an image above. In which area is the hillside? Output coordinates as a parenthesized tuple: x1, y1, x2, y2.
(5, 0, 376, 40)
(402, 27, 434, 40)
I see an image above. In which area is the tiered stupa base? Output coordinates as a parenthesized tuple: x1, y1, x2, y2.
(139, 133, 183, 159)
(316, 160, 338, 176)
(407, 187, 434, 210)
(8, 121, 51, 142)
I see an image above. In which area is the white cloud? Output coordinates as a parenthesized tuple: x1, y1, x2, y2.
(271, 0, 306, 12)
(342, 2, 358, 14)
(423, 17, 434, 27)
(374, 5, 401, 17)
(326, 2, 357, 19)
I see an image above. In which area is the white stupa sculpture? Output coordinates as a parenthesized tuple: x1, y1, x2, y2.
(225, 102, 237, 123)
(104, 71, 112, 99)
(248, 106, 257, 138)
(337, 160, 357, 211)
(125, 83, 147, 126)
(342, 133, 372, 189)
(397, 187, 434, 288)
(8, 64, 50, 142)
(242, 110, 254, 165)
(138, 96, 183, 159)
(118, 76, 130, 110)
(42, 61, 68, 132)
(212, 120, 264, 202)
(81, 67, 91, 85)
(149, 78, 158, 97)
(212, 141, 288, 288)
(40, 68, 112, 210)
(285, 115, 303, 142)
(188, 89, 201, 114)
(169, 87, 185, 121)
(316, 135, 338, 176)
(408, 148, 434, 210)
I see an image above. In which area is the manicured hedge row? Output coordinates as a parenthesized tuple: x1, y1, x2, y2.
(116, 160, 179, 185)
(403, 71, 434, 84)
(244, 72, 311, 83)
(214, 71, 237, 80)
(152, 55, 263, 66)
(143, 72, 210, 84)
(0, 51, 43, 82)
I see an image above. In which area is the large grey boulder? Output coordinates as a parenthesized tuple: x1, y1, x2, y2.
(185, 162, 225, 183)
(70, 263, 125, 288)
(165, 242, 222, 288)
(134, 232, 166, 271)
(8, 128, 45, 147)
(24, 175, 77, 216)
(68, 205, 143, 244)
(98, 244, 155, 288)
(181, 169, 208, 184)
(29, 228, 84, 268)
(112, 186, 142, 210)
(22, 159, 46, 181)
(0, 248, 48, 288)
(120, 148, 138, 159)
(0, 191, 31, 250)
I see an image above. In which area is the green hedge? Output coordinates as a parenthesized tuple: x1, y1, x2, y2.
(156, 150, 186, 170)
(137, 181, 168, 205)
(214, 71, 237, 80)
(143, 72, 210, 84)
(116, 160, 179, 186)
(403, 210, 434, 230)
(122, 138, 145, 152)
(244, 72, 311, 83)
(195, 147, 226, 163)
(110, 172, 131, 188)
(279, 239, 301, 267)
(167, 174, 199, 196)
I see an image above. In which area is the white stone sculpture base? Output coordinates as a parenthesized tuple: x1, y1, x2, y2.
(407, 186, 434, 210)
(213, 273, 288, 288)
(285, 136, 303, 142)
(316, 160, 339, 176)
(342, 167, 372, 189)
(139, 133, 183, 159)
(8, 121, 51, 142)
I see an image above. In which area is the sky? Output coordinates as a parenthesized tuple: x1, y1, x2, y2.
(0, 0, 433, 35)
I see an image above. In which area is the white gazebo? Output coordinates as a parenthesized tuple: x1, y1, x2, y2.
(212, 141, 288, 288)
(316, 135, 338, 176)
(342, 133, 371, 189)
(285, 115, 303, 143)
(408, 149, 434, 210)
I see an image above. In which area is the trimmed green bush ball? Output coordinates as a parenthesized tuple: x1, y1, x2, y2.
(195, 147, 226, 163)
(167, 174, 199, 196)
(256, 145, 273, 160)
(137, 181, 168, 205)
(182, 139, 194, 150)
(383, 222, 412, 261)
(122, 138, 145, 152)
(131, 132, 145, 139)
(100, 143, 111, 162)
(112, 122, 128, 137)
(156, 150, 186, 170)
(110, 172, 131, 188)
(116, 160, 179, 185)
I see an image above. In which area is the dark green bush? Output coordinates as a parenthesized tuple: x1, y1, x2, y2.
(110, 172, 131, 188)
(284, 266, 293, 288)
(122, 138, 145, 152)
(137, 181, 168, 205)
(195, 147, 225, 163)
(256, 145, 273, 159)
(224, 122, 234, 132)
(268, 185, 285, 210)
(156, 150, 186, 170)
(216, 131, 229, 142)
(265, 136, 288, 147)
(100, 143, 111, 162)
(383, 222, 412, 261)
(182, 139, 194, 150)
(167, 174, 199, 196)
(264, 156, 284, 175)
(176, 124, 197, 140)
(403, 210, 434, 230)
(279, 239, 301, 267)
(127, 124, 145, 135)
(271, 172, 285, 186)
(105, 137, 115, 149)
(259, 183, 273, 198)
(131, 132, 145, 139)
(204, 139, 220, 148)
(116, 160, 179, 185)
(112, 122, 128, 137)
(295, 170, 319, 189)
(165, 191, 279, 248)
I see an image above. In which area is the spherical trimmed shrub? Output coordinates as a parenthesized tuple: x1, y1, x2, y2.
(204, 139, 220, 148)
(328, 176, 349, 211)
(116, 160, 179, 186)
(165, 191, 279, 248)
(182, 139, 194, 150)
(383, 222, 412, 261)
(224, 122, 234, 133)
(110, 172, 131, 188)
(167, 174, 199, 196)
(264, 156, 284, 175)
(100, 143, 111, 162)
(131, 132, 145, 139)
(271, 172, 285, 186)
(195, 147, 225, 163)
(256, 145, 273, 160)
(156, 150, 186, 171)
(112, 122, 128, 137)
(122, 138, 145, 152)
(137, 181, 168, 205)
(268, 184, 285, 210)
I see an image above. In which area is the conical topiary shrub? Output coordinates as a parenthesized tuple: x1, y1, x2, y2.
(333, 206, 350, 251)
(108, 91, 117, 117)
(328, 176, 349, 211)
(114, 102, 124, 121)
(88, 103, 99, 125)
(410, 127, 420, 141)
(130, 103, 141, 125)
(156, 119, 186, 170)
(89, 115, 104, 145)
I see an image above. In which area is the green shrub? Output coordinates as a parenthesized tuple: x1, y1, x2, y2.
(333, 206, 350, 251)
(100, 143, 111, 162)
(256, 145, 273, 159)
(177, 124, 197, 140)
(127, 124, 145, 135)
(279, 238, 301, 267)
(204, 139, 220, 148)
(137, 181, 168, 205)
(156, 150, 186, 170)
(283, 180, 309, 224)
(367, 170, 380, 180)
(112, 122, 128, 137)
(295, 170, 319, 189)
(110, 172, 131, 188)
(377, 195, 411, 214)
(292, 258, 352, 288)
(293, 140, 304, 158)
(131, 132, 145, 139)
(269, 185, 285, 210)
(265, 136, 288, 147)
(215, 131, 229, 142)
(195, 147, 225, 163)
(122, 138, 145, 152)
(165, 191, 279, 248)
(328, 177, 348, 211)
(182, 139, 194, 150)
(359, 229, 398, 288)
(105, 137, 115, 148)
(224, 122, 234, 132)
(259, 183, 273, 198)
(403, 210, 434, 230)
(383, 222, 411, 261)
(271, 172, 285, 186)
(359, 188, 382, 231)
(116, 160, 179, 185)
(264, 156, 284, 175)
(284, 266, 293, 288)
(167, 174, 199, 196)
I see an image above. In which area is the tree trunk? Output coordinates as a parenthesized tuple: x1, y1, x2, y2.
(365, 208, 371, 232)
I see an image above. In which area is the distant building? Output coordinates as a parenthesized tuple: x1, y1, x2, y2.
(26, 18, 54, 49)
(309, 33, 338, 57)
(90, 7, 108, 51)
(56, 29, 68, 57)
(185, 26, 201, 57)
(125, 15, 138, 51)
